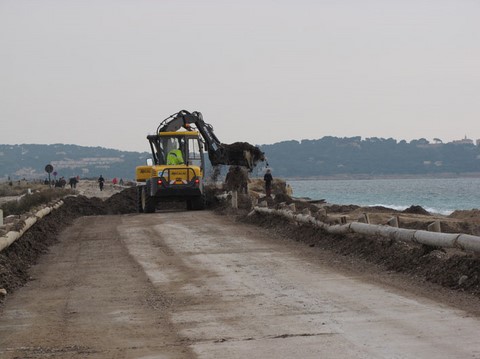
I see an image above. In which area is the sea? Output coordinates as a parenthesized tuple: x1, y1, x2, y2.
(287, 177, 480, 215)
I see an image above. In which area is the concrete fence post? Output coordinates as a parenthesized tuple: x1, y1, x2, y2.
(232, 191, 238, 209)
(427, 220, 441, 232)
(387, 216, 399, 227)
(358, 213, 370, 224)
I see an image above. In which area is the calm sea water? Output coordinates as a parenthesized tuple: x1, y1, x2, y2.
(287, 178, 480, 215)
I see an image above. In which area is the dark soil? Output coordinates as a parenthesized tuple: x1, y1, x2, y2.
(222, 142, 265, 167)
(242, 211, 480, 298)
(403, 205, 431, 215)
(325, 204, 361, 213)
(274, 193, 294, 204)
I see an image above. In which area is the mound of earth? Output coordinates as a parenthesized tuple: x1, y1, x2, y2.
(449, 209, 480, 220)
(403, 205, 431, 215)
(324, 204, 361, 213)
(104, 187, 137, 214)
(274, 193, 294, 204)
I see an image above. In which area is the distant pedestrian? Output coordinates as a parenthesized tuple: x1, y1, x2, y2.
(112, 177, 118, 185)
(119, 178, 124, 186)
(98, 175, 105, 191)
(264, 169, 273, 197)
(69, 176, 78, 189)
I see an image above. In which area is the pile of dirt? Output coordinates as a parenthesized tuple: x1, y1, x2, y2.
(243, 212, 480, 298)
(449, 209, 480, 220)
(274, 193, 294, 204)
(324, 204, 361, 213)
(104, 187, 137, 214)
(0, 188, 138, 299)
(403, 205, 431, 215)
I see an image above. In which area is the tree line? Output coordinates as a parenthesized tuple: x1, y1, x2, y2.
(258, 137, 480, 177)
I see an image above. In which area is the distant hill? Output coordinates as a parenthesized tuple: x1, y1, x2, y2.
(0, 144, 150, 181)
(2, 138, 480, 181)
(259, 137, 480, 178)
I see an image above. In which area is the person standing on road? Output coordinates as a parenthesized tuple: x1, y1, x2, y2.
(264, 169, 273, 197)
(98, 175, 105, 191)
(69, 176, 78, 189)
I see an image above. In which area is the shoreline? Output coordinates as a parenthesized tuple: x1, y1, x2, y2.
(279, 176, 480, 214)
(282, 172, 480, 181)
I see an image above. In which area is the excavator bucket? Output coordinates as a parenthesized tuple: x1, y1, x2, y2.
(221, 142, 265, 170)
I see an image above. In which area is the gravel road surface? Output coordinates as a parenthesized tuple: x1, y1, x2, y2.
(1, 211, 480, 358)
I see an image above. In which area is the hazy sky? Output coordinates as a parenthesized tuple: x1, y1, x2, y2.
(1, 0, 479, 152)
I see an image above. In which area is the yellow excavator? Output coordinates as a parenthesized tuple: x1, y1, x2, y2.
(135, 110, 264, 212)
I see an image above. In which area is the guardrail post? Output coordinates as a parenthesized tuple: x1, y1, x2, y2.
(387, 216, 399, 227)
(232, 191, 238, 209)
(358, 213, 370, 224)
(427, 220, 441, 232)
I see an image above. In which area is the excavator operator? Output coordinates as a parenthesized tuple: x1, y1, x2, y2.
(166, 149, 185, 165)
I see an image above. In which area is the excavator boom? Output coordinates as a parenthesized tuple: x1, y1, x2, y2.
(157, 110, 264, 170)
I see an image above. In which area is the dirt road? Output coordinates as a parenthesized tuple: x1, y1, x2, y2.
(1, 211, 480, 358)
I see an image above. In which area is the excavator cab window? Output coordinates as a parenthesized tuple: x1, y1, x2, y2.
(187, 138, 203, 167)
(158, 136, 187, 165)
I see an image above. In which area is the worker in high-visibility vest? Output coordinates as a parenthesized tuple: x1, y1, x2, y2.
(167, 149, 184, 165)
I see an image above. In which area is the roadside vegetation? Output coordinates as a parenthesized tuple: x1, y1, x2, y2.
(0, 182, 46, 197)
(0, 182, 71, 216)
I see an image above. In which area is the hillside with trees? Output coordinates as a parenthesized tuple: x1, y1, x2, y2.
(1, 137, 480, 181)
(0, 144, 150, 181)
(258, 137, 480, 178)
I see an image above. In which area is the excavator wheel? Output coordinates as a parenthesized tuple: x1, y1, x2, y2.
(141, 182, 157, 213)
(190, 194, 206, 210)
(136, 186, 144, 213)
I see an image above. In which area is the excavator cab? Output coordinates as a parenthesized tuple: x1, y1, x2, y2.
(151, 132, 203, 168)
